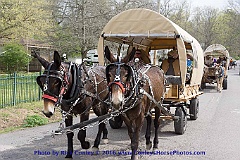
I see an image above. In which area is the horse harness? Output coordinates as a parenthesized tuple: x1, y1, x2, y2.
(37, 62, 108, 117)
(51, 62, 164, 134)
(106, 62, 164, 115)
(215, 65, 224, 78)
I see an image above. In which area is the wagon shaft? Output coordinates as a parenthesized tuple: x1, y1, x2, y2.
(55, 111, 119, 133)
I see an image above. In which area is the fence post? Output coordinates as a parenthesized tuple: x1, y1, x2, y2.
(12, 72, 17, 106)
(38, 71, 42, 100)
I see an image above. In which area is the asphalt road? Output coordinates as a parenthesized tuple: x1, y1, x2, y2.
(1, 66, 240, 160)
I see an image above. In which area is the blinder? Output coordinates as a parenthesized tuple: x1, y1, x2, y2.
(37, 73, 63, 92)
(36, 63, 68, 102)
(106, 62, 134, 94)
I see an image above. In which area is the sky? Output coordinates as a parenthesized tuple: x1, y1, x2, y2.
(190, 0, 228, 9)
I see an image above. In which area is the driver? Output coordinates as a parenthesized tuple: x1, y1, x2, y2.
(161, 48, 180, 76)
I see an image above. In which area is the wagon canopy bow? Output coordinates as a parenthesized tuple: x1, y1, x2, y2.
(204, 44, 230, 58)
(97, 8, 204, 86)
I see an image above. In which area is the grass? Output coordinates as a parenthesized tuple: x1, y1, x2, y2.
(23, 115, 48, 127)
(0, 73, 61, 134)
(0, 101, 61, 134)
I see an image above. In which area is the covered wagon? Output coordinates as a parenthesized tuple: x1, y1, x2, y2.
(201, 44, 229, 90)
(97, 8, 204, 134)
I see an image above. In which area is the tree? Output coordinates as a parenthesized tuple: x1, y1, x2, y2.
(222, 0, 240, 58)
(0, 43, 31, 73)
(48, 0, 156, 58)
(0, 0, 55, 41)
(189, 7, 219, 50)
(169, 0, 191, 30)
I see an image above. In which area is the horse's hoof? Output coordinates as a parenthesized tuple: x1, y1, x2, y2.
(131, 155, 139, 160)
(153, 147, 158, 151)
(81, 141, 90, 149)
(146, 143, 152, 150)
(65, 154, 73, 159)
(92, 147, 99, 155)
(102, 138, 109, 144)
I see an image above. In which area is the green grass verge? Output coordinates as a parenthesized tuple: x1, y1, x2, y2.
(0, 101, 61, 134)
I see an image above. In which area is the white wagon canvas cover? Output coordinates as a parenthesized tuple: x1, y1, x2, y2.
(204, 44, 230, 58)
(97, 8, 204, 87)
(204, 44, 230, 69)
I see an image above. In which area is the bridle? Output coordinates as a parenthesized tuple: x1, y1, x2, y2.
(106, 61, 139, 106)
(36, 62, 79, 107)
(37, 61, 110, 120)
(106, 62, 131, 93)
(215, 65, 224, 78)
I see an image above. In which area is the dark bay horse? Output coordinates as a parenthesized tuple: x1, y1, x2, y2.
(104, 46, 165, 160)
(34, 51, 109, 158)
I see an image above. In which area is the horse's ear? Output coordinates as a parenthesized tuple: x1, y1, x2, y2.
(32, 51, 49, 69)
(53, 51, 61, 67)
(122, 47, 136, 63)
(104, 46, 117, 63)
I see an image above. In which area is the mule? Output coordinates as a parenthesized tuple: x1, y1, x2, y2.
(104, 46, 165, 160)
(34, 51, 109, 158)
(215, 64, 225, 92)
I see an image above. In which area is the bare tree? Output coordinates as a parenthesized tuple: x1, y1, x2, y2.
(169, 0, 191, 30)
(48, 0, 157, 57)
(46, 0, 239, 59)
(228, 0, 240, 13)
(48, 0, 113, 57)
(225, 0, 240, 57)
(190, 7, 219, 50)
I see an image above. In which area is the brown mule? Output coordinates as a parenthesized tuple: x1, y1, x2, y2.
(105, 46, 165, 160)
(35, 51, 109, 158)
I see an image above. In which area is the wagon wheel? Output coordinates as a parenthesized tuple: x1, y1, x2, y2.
(190, 98, 199, 120)
(174, 106, 187, 135)
(222, 78, 227, 90)
(109, 115, 123, 129)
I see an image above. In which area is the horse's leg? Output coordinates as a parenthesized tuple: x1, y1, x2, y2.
(125, 116, 144, 160)
(77, 113, 90, 149)
(92, 104, 109, 152)
(126, 120, 137, 160)
(145, 115, 152, 150)
(216, 78, 219, 91)
(102, 123, 108, 143)
(65, 115, 74, 158)
(153, 107, 160, 149)
(220, 77, 224, 92)
(99, 105, 109, 143)
(92, 122, 108, 153)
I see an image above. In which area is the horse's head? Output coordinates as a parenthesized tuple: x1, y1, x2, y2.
(215, 63, 222, 75)
(35, 51, 73, 117)
(215, 63, 225, 78)
(105, 46, 136, 110)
